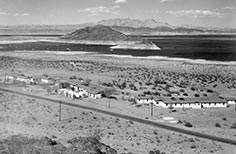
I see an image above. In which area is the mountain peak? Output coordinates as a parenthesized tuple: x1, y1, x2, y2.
(61, 25, 130, 41)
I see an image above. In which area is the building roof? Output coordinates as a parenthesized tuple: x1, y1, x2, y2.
(153, 96, 165, 101)
(135, 96, 153, 100)
(85, 84, 105, 94)
(162, 97, 227, 104)
(219, 94, 236, 101)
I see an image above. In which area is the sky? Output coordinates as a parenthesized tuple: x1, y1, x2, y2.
(0, 0, 235, 28)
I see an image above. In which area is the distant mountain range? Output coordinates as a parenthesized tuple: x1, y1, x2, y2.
(97, 18, 173, 29)
(0, 18, 236, 35)
(93, 18, 236, 34)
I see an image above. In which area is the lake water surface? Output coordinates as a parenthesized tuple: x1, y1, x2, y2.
(0, 34, 236, 62)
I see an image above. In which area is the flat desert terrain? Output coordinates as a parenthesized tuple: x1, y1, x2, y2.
(0, 51, 236, 154)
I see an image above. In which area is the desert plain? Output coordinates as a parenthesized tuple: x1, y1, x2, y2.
(0, 50, 236, 154)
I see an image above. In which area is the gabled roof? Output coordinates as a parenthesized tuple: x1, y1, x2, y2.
(153, 96, 164, 101)
(163, 97, 227, 104)
(219, 94, 236, 101)
(161, 97, 181, 104)
(135, 96, 153, 100)
(85, 84, 105, 94)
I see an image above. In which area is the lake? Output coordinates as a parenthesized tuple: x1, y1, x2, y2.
(0, 34, 236, 62)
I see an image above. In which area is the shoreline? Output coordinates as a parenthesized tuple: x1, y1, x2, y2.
(97, 54, 236, 65)
(0, 32, 236, 36)
(2, 50, 236, 66)
(0, 39, 161, 50)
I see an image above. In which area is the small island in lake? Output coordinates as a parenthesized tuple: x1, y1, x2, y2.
(60, 25, 161, 50)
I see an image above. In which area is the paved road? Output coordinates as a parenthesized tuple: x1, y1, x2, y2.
(0, 87, 236, 145)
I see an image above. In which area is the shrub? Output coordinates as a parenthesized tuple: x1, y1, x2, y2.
(184, 121, 193, 127)
(129, 83, 135, 88)
(145, 82, 153, 86)
(222, 117, 227, 121)
(69, 76, 76, 80)
(191, 87, 195, 91)
(177, 120, 183, 124)
(231, 122, 236, 129)
(129, 120, 134, 124)
(215, 123, 221, 128)
(188, 138, 195, 142)
(190, 144, 197, 149)
(149, 151, 155, 154)
(194, 94, 200, 97)
(135, 104, 142, 107)
(149, 150, 166, 154)
(153, 130, 158, 135)
(207, 89, 213, 93)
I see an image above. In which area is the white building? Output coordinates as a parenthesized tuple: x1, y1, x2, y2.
(86, 85, 104, 99)
(219, 95, 236, 105)
(135, 96, 156, 105)
(5, 75, 15, 83)
(135, 96, 228, 109)
(6, 75, 15, 81)
(160, 97, 228, 109)
(5, 74, 36, 85)
(57, 82, 105, 100)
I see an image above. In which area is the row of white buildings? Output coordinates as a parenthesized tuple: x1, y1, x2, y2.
(56, 81, 105, 99)
(5, 74, 105, 100)
(5, 74, 235, 107)
(5, 74, 37, 85)
(135, 95, 236, 109)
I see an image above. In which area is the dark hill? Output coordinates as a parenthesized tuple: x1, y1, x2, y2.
(61, 25, 136, 41)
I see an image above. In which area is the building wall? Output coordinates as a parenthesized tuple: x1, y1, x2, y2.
(181, 103, 201, 109)
(202, 103, 227, 108)
(57, 88, 67, 96)
(94, 94, 102, 99)
(160, 102, 227, 109)
(74, 91, 83, 98)
(41, 79, 49, 84)
(6, 75, 14, 81)
(87, 93, 102, 99)
(6, 75, 15, 83)
(67, 90, 74, 98)
(156, 101, 167, 108)
(136, 98, 155, 105)
(228, 100, 235, 105)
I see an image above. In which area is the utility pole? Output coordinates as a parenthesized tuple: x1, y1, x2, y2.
(59, 100, 62, 121)
(108, 98, 111, 108)
(4, 72, 6, 87)
(150, 102, 154, 116)
(181, 99, 185, 111)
